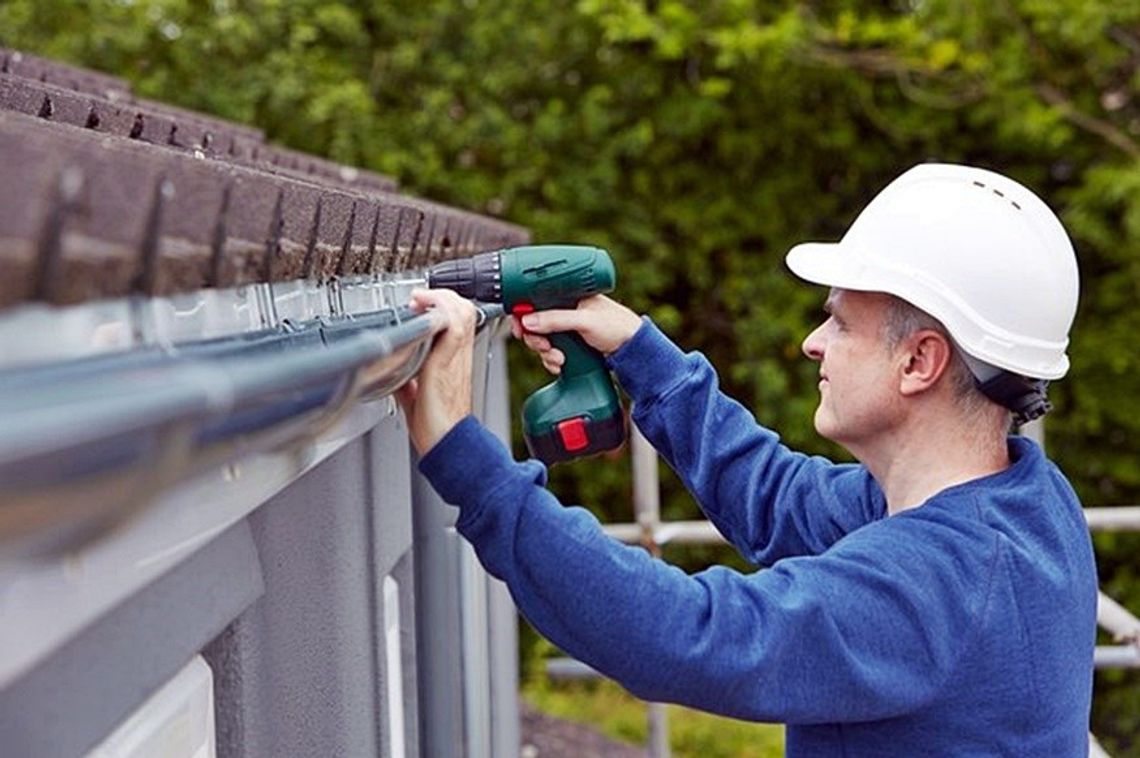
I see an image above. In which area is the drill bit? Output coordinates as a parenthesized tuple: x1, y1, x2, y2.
(474, 302, 505, 328)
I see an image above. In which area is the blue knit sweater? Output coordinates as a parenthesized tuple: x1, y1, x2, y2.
(419, 319, 1097, 756)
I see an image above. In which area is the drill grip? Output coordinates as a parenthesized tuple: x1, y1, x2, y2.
(521, 331, 625, 465)
(548, 331, 605, 379)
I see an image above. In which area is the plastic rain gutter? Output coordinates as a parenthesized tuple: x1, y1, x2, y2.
(0, 301, 503, 557)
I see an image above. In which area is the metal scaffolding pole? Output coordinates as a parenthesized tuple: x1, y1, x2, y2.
(1085, 507, 1140, 531)
(1098, 591, 1140, 645)
(604, 509, 1140, 548)
(631, 424, 672, 758)
(1095, 646, 1140, 668)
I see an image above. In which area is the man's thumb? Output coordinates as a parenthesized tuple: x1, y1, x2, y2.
(396, 379, 418, 416)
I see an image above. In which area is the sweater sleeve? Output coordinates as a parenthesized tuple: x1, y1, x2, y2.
(419, 417, 990, 724)
(607, 319, 884, 564)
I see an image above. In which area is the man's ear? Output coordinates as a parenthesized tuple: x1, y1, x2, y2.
(899, 330, 953, 397)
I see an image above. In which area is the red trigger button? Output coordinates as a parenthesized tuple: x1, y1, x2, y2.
(556, 417, 590, 452)
(512, 303, 535, 316)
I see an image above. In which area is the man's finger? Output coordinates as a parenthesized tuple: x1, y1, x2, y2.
(408, 288, 474, 315)
(406, 289, 437, 313)
(436, 297, 477, 346)
(518, 308, 586, 336)
(522, 333, 552, 353)
(409, 289, 477, 343)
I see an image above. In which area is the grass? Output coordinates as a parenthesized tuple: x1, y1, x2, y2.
(522, 677, 785, 757)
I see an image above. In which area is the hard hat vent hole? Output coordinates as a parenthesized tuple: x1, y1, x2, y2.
(967, 179, 1022, 211)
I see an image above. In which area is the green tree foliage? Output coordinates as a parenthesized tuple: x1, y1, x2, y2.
(4, 0, 1140, 749)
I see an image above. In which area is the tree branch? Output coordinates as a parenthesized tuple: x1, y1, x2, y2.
(1036, 83, 1140, 160)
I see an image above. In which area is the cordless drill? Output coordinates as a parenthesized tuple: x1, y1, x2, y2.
(427, 244, 625, 465)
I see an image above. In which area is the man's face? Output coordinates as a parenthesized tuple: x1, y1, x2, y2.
(801, 289, 903, 448)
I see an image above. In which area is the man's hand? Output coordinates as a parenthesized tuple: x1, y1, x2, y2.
(509, 294, 641, 375)
(396, 289, 478, 456)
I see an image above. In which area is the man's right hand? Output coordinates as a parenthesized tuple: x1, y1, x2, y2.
(509, 294, 642, 375)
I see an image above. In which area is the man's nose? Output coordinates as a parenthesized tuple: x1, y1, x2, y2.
(802, 322, 826, 362)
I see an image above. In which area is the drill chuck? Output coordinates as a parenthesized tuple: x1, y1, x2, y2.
(426, 253, 503, 302)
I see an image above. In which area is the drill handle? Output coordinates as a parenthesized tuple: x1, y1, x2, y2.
(521, 331, 625, 464)
(548, 330, 607, 379)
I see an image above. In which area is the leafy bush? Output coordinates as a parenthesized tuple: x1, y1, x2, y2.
(6, 0, 1140, 749)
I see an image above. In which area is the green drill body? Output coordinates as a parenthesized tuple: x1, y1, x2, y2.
(427, 245, 625, 465)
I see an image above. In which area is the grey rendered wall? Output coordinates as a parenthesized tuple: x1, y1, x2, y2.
(412, 327, 518, 758)
(484, 333, 521, 758)
(205, 330, 517, 758)
(204, 407, 421, 758)
(0, 332, 517, 758)
(0, 522, 263, 758)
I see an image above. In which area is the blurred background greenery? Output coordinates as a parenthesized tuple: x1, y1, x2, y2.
(4, 0, 1140, 753)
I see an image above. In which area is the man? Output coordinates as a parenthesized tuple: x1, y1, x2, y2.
(397, 164, 1097, 755)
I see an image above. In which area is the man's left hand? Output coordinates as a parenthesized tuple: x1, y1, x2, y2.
(396, 289, 477, 456)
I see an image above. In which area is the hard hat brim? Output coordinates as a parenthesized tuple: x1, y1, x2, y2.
(785, 242, 869, 292)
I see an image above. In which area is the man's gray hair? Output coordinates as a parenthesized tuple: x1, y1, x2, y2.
(880, 296, 998, 418)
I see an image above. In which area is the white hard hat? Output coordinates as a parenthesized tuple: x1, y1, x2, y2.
(786, 163, 1079, 380)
